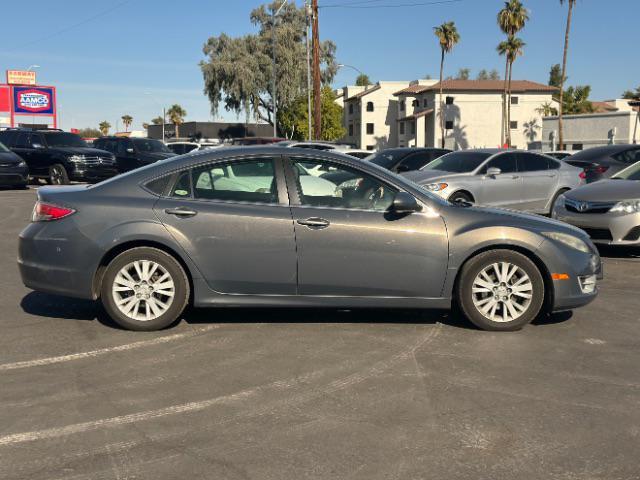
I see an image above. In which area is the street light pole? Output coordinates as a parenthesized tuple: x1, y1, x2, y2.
(337, 63, 367, 90)
(272, 0, 287, 138)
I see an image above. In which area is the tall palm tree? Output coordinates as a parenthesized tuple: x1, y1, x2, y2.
(497, 37, 526, 147)
(121, 115, 133, 132)
(433, 21, 460, 148)
(166, 104, 187, 139)
(497, 0, 529, 146)
(558, 0, 576, 150)
(98, 121, 111, 136)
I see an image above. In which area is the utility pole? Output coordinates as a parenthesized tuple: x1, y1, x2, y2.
(305, 0, 312, 141)
(311, 0, 321, 140)
(271, 0, 287, 139)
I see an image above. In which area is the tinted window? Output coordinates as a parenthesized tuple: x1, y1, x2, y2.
(612, 148, 640, 164)
(293, 158, 397, 211)
(132, 138, 171, 153)
(369, 150, 409, 170)
(518, 152, 550, 172)
(614, 162, 640, 181)
(42, 132, 87, 147)
(15, 132, 31, 148)
(425, 151, 492, 173)
(191, 158, 277, 204)
(547, 158, 560, 170)
(0, 131, 18, 147)
(0, 141, 9, 153)
(171, 171, 192, 197)
(398, 152, 430, 171)
(117, 139, 132, 156)
(145, 176, 171, 196)
(483, 153, 518, 174)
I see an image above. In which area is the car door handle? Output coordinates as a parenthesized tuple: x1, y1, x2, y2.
(165, 207, 198, 217)
(511, 175, 520, 179)
(297, 217, 330, 229)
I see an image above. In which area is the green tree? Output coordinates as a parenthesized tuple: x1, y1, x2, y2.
(476, 69, 501, 81)
(279, 86, 345, 141)
(166, 104, 187, 138)
(549, 63, 563, 88)
(536, 101, 558, 117)
(121, 115, 133, 132)
(456, 68, 471, 80)
(497, 36, 526, 147)
(558, 0, 577, 149)
(77, 127, 101, 138)
(355, 73, 371, 87)
(200, 1, 337, 130)
(434, 21, 460, 148)
(98, 121, 111, 136)
(142, 122, 150, 130)
(497, 0, 529, 147)
(489, 69, 501, 80)
(622, 86, 640, 100)
(151, 116, 164, 125)
(562, 85, 594, 114)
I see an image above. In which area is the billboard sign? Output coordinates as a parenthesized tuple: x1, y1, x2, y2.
(6, 70, 37, 85)
(13, 86, 55, 115)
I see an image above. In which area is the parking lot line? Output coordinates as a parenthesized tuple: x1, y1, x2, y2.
(0, 325, 220, 372)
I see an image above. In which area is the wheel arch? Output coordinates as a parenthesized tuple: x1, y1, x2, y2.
(447, 189, 475, 203)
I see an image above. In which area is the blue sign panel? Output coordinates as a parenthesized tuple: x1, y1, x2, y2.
(13, 86, 55, 115)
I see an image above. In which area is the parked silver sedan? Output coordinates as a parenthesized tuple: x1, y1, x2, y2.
(552, 161, 640, 245)
(403, 149, 584, 215)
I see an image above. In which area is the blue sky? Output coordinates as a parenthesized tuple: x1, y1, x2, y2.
(1, 0, 637, 131)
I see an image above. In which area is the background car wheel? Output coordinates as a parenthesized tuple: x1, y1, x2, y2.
(48, 164, 69, 185)
(448, 191, 473, 205)
(457, 249, 545, 331)
(101, 247, 190, 331)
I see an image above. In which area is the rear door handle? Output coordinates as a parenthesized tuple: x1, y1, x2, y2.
(297, 217, 330, 229)
(165, 207, 198, 218)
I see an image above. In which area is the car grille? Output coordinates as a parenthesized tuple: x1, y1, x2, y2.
(0, 162, 18, 167)
(565, 198, 616, 214)
(81, 156, 116, 166)
(583, 228, 613, 241)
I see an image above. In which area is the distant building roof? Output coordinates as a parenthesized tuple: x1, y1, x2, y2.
(345, 84, 381, 101)
(398, 108, 434, 122)
(591, 101, 619, 113)
(394, 80, 557, 96)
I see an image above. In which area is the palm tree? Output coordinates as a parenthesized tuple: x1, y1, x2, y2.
(558, 0, 576, 150)
(497, 36, 526, 147)
(433, 21, 460, 148)
(536, 102, 558, 117)
(121, 115, 133, 132)
(166, 104, 187, 138)
(98, 121, 111, 136)
(497, 0, 529, 146)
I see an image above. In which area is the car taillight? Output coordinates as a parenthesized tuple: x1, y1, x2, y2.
(32, 201, 76, 222)
(594, 165, 609, 174)
(579, 171, 586, 180)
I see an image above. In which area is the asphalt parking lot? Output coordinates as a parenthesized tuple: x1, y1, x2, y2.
(1, 187, 640, 480)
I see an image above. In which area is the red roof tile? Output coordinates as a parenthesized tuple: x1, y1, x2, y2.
(394, 80, 557, 96)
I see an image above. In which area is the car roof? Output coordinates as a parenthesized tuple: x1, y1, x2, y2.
(570, 144, 639, 159)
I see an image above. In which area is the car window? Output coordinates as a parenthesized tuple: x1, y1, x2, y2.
(132, 138, 171, 153)
(42, 132, 87, 147)
(518, 152, 550, 172)
(426, 151, 492, 173)
(547, 157, 560, 169)
(191, 158, 278, 204)
(292, 158, 397, 212)
(482, 153, 518, 174)
(116, 139, 131, 156)
(14, 132, 31, 148)
(29, 133, 45, 148)
(170, 171, 192, 198)
(612, 148, 640, 164)
(398, 152, 430, 171)
(0, 131, 18, 147)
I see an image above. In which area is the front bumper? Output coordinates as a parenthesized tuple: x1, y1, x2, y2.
(0, 165, 28, 186)
(552, 204, 640, 245)
(69, 163, 119, 183)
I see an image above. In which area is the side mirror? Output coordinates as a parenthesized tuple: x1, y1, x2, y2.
(32, 143, 44, 149)
(390, 192, 422, 214)
(126, 148, 135, 154)
(486, 167, 502, 177)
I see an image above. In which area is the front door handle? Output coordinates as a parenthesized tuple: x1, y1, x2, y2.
(297, 217, 330, 229)
(165, 207, 198, 218)
(511, 175, 520, 179)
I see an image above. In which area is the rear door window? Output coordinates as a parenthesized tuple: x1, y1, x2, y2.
(482, 153, 518, 173)
(518, 152, 550, 172)
(397, 152, 430, 171)
(612, 148, 640, 164)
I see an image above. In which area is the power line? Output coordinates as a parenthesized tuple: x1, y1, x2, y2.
(320, 0, 464, 9)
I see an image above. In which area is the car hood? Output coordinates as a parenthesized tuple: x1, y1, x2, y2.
(53, 146, 114, 157)
(0, 151, 23, 165)
(402, 169, 468, 184)
(564, 179, 640, 202)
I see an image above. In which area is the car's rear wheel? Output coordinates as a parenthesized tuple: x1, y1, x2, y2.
(457, 249, 544, 331)
(48, 164, 69, 185)
(101, 247, 190, 331)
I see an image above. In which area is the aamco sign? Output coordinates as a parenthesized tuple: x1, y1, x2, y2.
(13, 86, 55, 115)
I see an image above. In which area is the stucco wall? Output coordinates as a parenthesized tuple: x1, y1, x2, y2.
(542, 112, 638, 150)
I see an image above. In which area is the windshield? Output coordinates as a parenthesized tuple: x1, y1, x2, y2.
(133, 138, 171, 153)
(43, 132, 87, 148)
(0, 141, 9, 153)
(613, 162, 640, 181)
(423, 151, 492, 173)
(369, 150, 408, 169)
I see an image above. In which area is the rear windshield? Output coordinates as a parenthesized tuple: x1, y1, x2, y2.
(43, 132, 87, 147)
(369, 150, 408, 169)
(132, 138, 171, 153)
(423, 151, 492, 173)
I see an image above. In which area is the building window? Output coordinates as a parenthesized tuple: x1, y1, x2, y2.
(510, 121, 518, 130)
(445, 120, 454, 130)
(348, 124, 354, 136)
(446, 96, 454, 105)
(366, 123, 374, 135)
(412, 99, 419, 107)
(400, 101, 405, 112)
(511, 96, 519, 105)
(366, 101, 374, 112)
(348, 104, 353, 115)
(366, 145, 375, 151)
(410, 122, 416, 134)
(399, 122, 405, 134)
(423, 99, 428, 108)
(572, 144, 584, 151)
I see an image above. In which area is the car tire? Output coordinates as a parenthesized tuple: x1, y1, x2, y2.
(101, 247, 190, 331)
(457, 249, 545, 331)
(48, 164, 69, 185)
(449, 191, 474, 205)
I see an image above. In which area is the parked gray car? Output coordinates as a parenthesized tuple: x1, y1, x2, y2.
(403, 149, 584, 214)
(18, 147, 601, 332)
(552, 161, 640, 244)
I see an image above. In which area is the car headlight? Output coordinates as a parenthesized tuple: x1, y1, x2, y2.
(542, 231, 591, 253)
(17, 160, 27, 168)
(424, 182, 448, 192)
(610, 200, 640, 214)
(68, 155, 86, 163)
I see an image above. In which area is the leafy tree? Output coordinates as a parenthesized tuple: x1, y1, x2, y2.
(489, 69, 501, 80)
(98, 121, 111, 136)
(200, 1, 337, 130)
(558, 0, 577, 149)
(355, 74, 371, 87)
(562, 85, 594, 114)
(434, 21, 460, 148)
(166, 104, 187, 138)
(151, 116, 164, 125)
(77, 127, 101, 138)
(121, 115, 133, 132)
(455, 68, 471, 80)
(536, 101, 558, 117)
(477, 69, 502, 80)
(142, 122, 150, 130)
(549, 63, 563, 88)
(279, 86, 345, 141)
(497, 36, 526, 146)
(622, 86, 640, 100)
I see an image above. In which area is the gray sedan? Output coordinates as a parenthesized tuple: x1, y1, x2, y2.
(403, 149, 584, 214)
(552, 161, 640, 245)
(18, 147, 600, 332)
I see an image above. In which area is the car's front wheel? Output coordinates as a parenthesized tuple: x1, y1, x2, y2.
(457, 249, 545, 331)
(48, 164, 69, 185)
(101, 247, 190, 331)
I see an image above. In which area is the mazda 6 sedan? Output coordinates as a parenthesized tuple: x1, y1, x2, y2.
(18, 147, 601, 332)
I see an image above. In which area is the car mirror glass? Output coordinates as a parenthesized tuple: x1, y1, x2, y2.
(486, 167, 501, 177)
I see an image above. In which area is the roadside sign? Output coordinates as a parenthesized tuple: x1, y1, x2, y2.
(6, 70, 37, 85)
(13, 86, 55, 115)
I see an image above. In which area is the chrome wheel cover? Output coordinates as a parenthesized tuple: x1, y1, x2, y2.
(471, 262, 533, 323)
(112, 260, 175, 321)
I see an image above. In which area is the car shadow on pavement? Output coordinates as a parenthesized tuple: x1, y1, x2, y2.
(596, 245, 640, 259)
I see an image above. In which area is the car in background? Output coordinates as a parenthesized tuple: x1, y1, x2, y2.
(276, 140, 373, 160)
(166, 141, 222, 155)
(561, 145, 640, 183)
(93, 136, 176, 173)
(19, 146, 600, 332)
(346, 150, 374, 159)
(0, 140, 28, 189)
(0, 128, 117, 185)
(545, 151, 574, 160)
(232, 137, 286, 146)
(403, 149, 583, 215)
(553, 161, 640, 245)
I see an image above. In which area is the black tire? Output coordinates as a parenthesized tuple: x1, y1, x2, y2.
(456, 249, 545, 331)
(548, 188, 569, 216)
(101, 247, 190, 331)
(48, 164, 69, 185)
(449, 191, 474, 205)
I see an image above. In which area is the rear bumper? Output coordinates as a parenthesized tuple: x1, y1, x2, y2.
(552, 204, 640, 245)
(0, 166, 28, 186)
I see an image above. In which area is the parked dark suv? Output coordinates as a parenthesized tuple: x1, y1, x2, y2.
(93, 136, 176, 173)
(0, 128, 118, 185)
